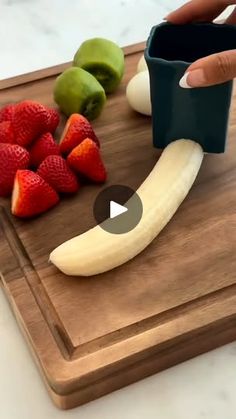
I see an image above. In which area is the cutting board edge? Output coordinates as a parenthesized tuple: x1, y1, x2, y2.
(49, 316, 236, 410)
(2, 255, 236, 398)
(2, 275, 236, 410)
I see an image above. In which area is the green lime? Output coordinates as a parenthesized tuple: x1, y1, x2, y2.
(73, 38, 125, 94)
(53, 67, 106, 120)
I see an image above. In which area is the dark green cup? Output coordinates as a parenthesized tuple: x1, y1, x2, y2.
(144, 22, 236, 153)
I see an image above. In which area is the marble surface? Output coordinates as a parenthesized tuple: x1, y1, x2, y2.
(0, 1, 236, 418)
(0, 0, 233, 80)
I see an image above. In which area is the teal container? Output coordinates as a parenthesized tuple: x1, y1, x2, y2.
(144, 22, 235, 153)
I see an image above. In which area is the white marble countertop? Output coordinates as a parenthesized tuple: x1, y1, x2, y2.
(0, 1, 236, 418)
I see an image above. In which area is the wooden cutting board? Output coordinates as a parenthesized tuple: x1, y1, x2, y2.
(0, 43, 236, 410)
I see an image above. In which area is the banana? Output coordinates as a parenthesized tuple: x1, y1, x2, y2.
(50, 139, 204, 276)
(137, 55, 148, 73)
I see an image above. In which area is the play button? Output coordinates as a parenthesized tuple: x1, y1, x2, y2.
(110, 201, 128, 219)
(93, 184, 143, 234)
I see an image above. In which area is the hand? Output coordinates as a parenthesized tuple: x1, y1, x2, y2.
(166, 0, 236, 88)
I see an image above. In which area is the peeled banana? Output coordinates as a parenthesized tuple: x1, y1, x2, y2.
(126, 71, 151, 116)
(50, 139, 204, 277)
(137, 55, 148, 73)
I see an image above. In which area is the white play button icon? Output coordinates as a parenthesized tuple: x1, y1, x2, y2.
(110, 200, 128, 219)
(93, 185, 143, 234)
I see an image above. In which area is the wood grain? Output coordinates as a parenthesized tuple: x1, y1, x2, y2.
(0, 44, 236, 410)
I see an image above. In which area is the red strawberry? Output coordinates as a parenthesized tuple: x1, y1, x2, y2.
(67, 138, 106, 183)
(0, 144, 30, 197)
(0, 121, 15, 144)
(59, 114, 100, 155)
(0, 104, 16, 123)
(12, 100, 49, 147)
(46, 108, 60, 133)
(11, 170, 59, 218)
(37, 155, 79, 194)
(29, 132, 60, 167)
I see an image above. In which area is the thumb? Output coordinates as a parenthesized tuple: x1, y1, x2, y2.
(179, 50, 236, 88)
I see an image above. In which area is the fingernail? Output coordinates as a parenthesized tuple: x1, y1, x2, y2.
(179, 72, 191, 88)
(179, 69, 206, 88)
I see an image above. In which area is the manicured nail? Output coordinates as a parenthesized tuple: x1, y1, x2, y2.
(179, 72, 191, 88)
(179, 69, 206, 88)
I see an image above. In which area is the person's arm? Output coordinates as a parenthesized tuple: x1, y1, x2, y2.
(165, 0, 236, 88)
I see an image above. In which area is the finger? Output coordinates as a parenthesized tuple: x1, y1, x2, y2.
(165, 0, 233, 24)
(225, 6, 236, 23)
(179, 50, 236, 87)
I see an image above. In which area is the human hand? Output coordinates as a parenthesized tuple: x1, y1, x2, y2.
(166, 0, 236, 88)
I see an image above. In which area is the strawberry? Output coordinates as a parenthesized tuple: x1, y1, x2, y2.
(0, 144, 30, 197)
(12, 100, 49, 147)
(67, 138, 106, 183)
(46, 108, 60, 133)
(37, 155, 79, 194)
(0, 121, 15, 144)
(12, 170, 59, 218)
(59, 114, 100, 155)
(29, 132, 60, 167)
(0, 104, 16, 123)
